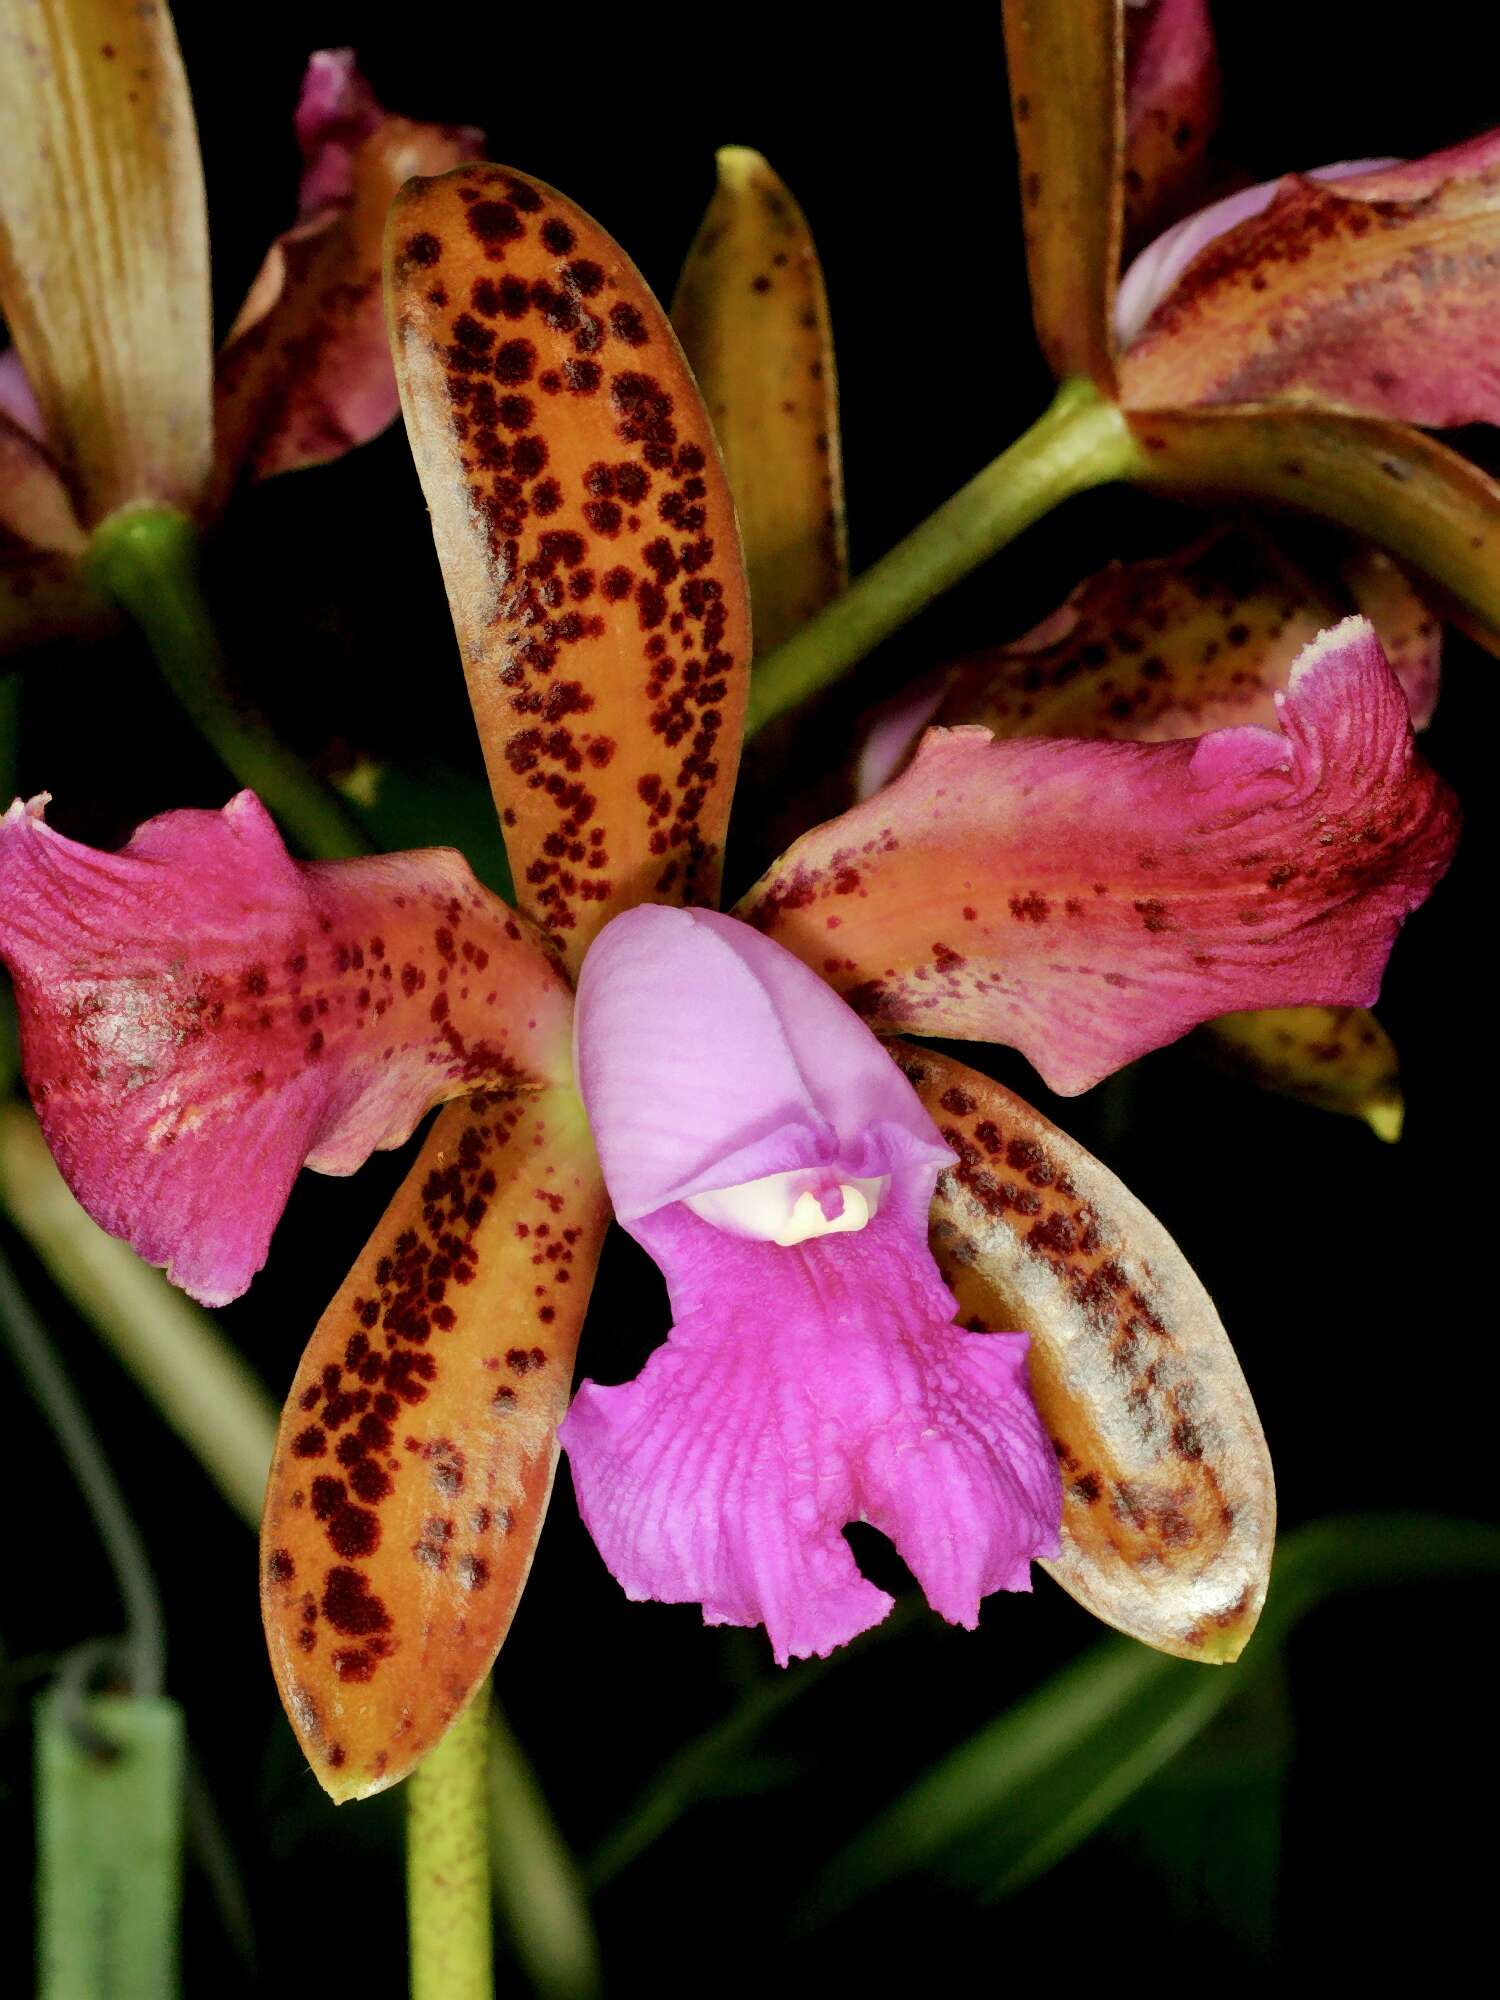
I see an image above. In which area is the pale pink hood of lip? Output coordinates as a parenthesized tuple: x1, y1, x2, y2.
(1115, 158, 1401, 345)
(561, 904, 1061, 1664)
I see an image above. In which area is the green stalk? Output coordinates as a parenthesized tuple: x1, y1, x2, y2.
(408, 1679, 496, 2000)
(86, 506, 366, 861)
(0, 1244, 165, 1701)
(744, 377, 1143, 736)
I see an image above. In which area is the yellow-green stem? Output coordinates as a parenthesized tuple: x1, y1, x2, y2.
(86, 507, 366, 862)
(408, 1678, 496, 2000)
(745, 377, 1142, 736)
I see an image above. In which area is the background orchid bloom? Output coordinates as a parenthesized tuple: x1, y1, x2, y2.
(742, 0, 1500, 740)
(0, 2, 479, 654)
(0, 163, 1459, 1804)
(1004, 0, 1500, 646)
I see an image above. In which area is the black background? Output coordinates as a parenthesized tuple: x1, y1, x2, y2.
(3, 2, 1495, 1990)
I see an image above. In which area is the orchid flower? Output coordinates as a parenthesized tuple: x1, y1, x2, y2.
(745, 0, 1500, 736)
(0, 1, 479, 654)
(0, 164, 1459, 1802)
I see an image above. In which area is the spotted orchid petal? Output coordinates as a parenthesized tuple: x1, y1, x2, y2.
(1119, 133, 1500, 422)
(899, 1044, 1273, 1662)
(856, 532, 1432, 1134)
(1122, 0, 1221, 251)
(561, 905, 1061, 1664)
(386, 165, 751, 974)
(0, 0, 212, 524)
(1197, 1004, 1404, 1141)
(0, 792, 572, 1306)
(210, 53, 482, 502)
(1129, 405, 1500, 656)
(861, 526, 1438, 784)
(671, 147, 847, 654)
(1115, 158, 1398, 348)
(1003, 0, 1122, 392)
(740, 618, 1458, 1096)
(263, 1086, 609, 1802)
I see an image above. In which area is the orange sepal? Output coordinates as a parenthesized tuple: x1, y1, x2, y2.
(262, 1084, 609, 1802)
(671, 147, 847, 653)
(897, 1043, 1274, 1662)
(385, 165, 751, 974)
(1002, 0, 1122, 391)
(0, 0, 212, 523)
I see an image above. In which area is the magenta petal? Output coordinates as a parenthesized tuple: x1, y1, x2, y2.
(0, 793, 572, 1304)
(561, 1210, 1061, 1664)
(739, 618, 1459, 1096)
(573, 903, 951, 1223)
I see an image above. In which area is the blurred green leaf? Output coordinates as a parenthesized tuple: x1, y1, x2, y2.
(1106, 1663, 1292, 1959)
(814, 1514, 1500, 1917)
(37, 1689, 185, 2000)
(337, 755, 515, 902)
(488, 1705, 602, 2000)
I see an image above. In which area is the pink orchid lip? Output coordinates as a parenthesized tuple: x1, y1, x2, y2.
(562, 903, 1061, 1663)
(1115, 157, 1401, 345)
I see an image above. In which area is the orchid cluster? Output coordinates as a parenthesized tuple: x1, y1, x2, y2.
(0, 0, 1488, 1860)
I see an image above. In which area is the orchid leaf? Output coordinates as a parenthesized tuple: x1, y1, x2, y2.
(1127, 405, 1500, 656)
(1123, 0, 1221, 251)
(0, 0, 212, 524)
(36, 1689, 185, 1998)
(898, 1044, 1273, 1661)
(739, 622, 1457, 1096)
(1119, 139, 1500, 425)
(335, 753, 517, 903)
(210, 60, 481, 506)
(261, 1085, 610, 1802)
(814, 1514, 1500, 1914)
(1195, 1005, 1403, 1141)
(1002, 0, 1122, 390)
(671, 147, 847, 654)
(386, 164, 751, 973)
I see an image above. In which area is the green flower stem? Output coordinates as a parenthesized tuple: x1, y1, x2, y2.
(86, 507, 367, 862)
(0, 1104, 276, 1527)
(744, 377, 1143, 737)
(0, 1243, 165, 1702)
(408, 1679, 496, 2000)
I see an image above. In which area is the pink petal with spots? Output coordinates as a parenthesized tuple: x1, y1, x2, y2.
(1116, 158, 1396, 344)
(0, 792, 571, 1305)
(565, 905, 1058, 1662)
(1118, 130, 1500, 423)
(574, 904, 950, 1222)
(738, 618, 1459, 1096)
(1123, 0, 1221, 249)
(209, 55, 482, 498)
